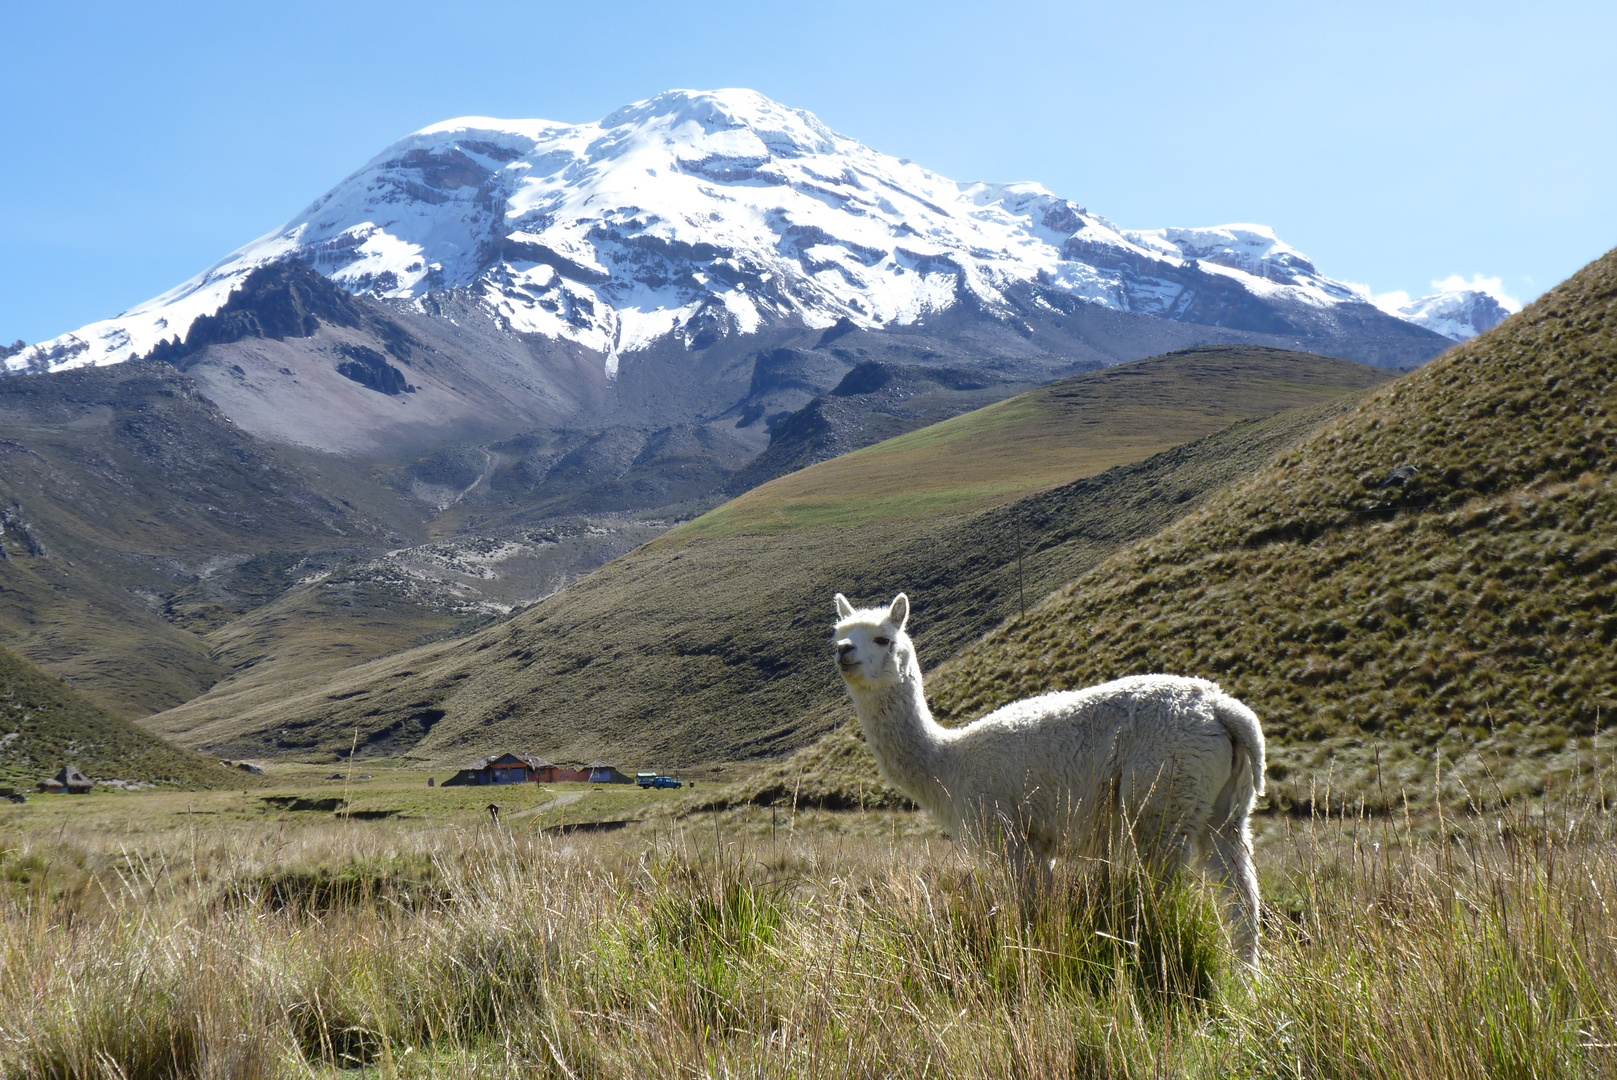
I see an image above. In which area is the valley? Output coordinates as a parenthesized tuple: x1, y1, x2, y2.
(135, 346, 1390, 764)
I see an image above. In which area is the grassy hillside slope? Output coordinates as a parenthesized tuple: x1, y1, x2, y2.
(146, 348, 1389, 763)
(0, 644, 231, 789)
(915, 245, 1617, 810)
(684, 347, 1389, 535)
(0, 362, 423, 715)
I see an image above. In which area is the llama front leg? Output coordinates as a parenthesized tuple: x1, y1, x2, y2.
(970, 805, 1053, 899)
(1203, 823, 1261, 968)
(1006, 836, 1055, 897)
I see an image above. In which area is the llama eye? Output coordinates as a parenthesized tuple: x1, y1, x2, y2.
(873, 636, 891, 647)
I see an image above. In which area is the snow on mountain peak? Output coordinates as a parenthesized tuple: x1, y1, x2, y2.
(6, 88, 1452, 377)
(1366, 274, 1521, 342)
(599, 88, 841, 157)
(412, 116, 566, 140)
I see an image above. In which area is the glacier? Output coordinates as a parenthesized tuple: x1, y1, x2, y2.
(5, 88, 1488, 378)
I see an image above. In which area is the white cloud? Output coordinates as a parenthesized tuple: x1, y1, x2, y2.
(1345, 280, 1413, 317)
(1351, 274, 1522, 318)
(1371, 289, 1412, 316)
(1430, 274, 1522, 312)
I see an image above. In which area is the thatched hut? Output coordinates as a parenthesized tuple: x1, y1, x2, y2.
(40, 766, 93, 794)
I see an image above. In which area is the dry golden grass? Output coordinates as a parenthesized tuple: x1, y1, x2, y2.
(2, 782, 1615, 1078)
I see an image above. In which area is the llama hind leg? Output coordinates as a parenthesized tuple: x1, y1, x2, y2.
(1203, 822, 1261, 968)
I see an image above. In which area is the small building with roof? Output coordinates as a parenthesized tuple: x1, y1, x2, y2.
(440, 754, 636, 786)
(533, 762, 592, 783)
(441, 753, 550, 786)
(39, 766, 93, 794)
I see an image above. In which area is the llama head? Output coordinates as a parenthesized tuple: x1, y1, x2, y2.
(833, 592, 914, 689)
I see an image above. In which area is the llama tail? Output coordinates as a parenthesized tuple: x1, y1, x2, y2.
(1211, 695, 1267, 824)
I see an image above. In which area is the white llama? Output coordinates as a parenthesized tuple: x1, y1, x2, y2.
(833, 592, 1266, 966)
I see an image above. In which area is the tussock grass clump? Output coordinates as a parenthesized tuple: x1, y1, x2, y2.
(228, 853, 448, 915)
(889, 856, 1225, 1012)
(0, 839, 102, 914)
(593, 849, 794, 1038)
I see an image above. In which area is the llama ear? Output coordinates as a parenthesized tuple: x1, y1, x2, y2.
(888, 593, 909, 630)
(834, 593, 855, 619)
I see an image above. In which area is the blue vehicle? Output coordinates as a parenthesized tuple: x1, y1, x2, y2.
(636, 772, 682, 789)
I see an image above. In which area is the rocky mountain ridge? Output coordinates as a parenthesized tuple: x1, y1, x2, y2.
(10, 89, 1455, 384)
(1386, 286, 1516, 341)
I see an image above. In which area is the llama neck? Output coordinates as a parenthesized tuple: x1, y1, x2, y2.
(850, 665, 953, 813)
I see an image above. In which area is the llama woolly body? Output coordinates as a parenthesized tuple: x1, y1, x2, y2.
(832, 592, 1266, 965)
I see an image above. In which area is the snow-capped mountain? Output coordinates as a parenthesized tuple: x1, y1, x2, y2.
(7, 88, 1452, 379)
(1378, 286, 1517, 342)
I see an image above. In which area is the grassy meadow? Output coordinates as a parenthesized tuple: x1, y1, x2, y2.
(2, 768, 1616, 1079)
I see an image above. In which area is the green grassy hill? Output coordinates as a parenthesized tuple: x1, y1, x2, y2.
(683, 346, 1389, 536)
(145, 347, 1389, 764)
(0, 643, 232, 790)
(910, 245, 1617, 811)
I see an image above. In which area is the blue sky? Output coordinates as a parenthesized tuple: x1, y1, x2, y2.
(4, 0, 1614, 345)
